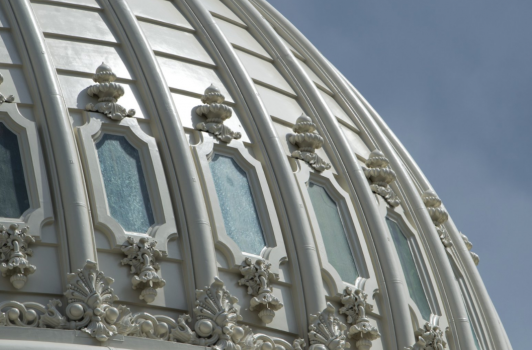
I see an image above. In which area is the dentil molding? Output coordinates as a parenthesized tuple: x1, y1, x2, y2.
(288, 114, 331, 172)
(239, 257, 283, 324)
(339, 287, 380, 350)
(362, 150, 400, 207)
(405, 322, 447, 350)
(0, 73, 14, 104)
(121, 237, 166, 303)
(195, 84, 241, 143)
(421, 191, 452, 247)
(460, 232, 480, 266)
(0, 224, 35, 290)
(86, 62, 136, 121)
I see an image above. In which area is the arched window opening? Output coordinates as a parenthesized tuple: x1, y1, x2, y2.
(386, 217, 432, 321)
(96, 134, 154, 233)
(209, 154, 265, 255)
(308, 182, 359, 283)
(0, 122, 29, 218)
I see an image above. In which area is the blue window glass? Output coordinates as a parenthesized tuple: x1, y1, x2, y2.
(386, 218, 432, 320)
(307, 182, 359, 283)
(0, 122, 29, 218)
(209, 154, 265, 255)
(96, 134, 154, 233)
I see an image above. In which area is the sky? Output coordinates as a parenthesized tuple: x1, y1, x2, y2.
(266, 0, 531, 348)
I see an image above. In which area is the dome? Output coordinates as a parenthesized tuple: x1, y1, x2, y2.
(0, 0, 510, 350)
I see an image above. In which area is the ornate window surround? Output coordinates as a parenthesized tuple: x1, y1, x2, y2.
(385, 209, 441, 325)
(0, 103, 53, 237)
(191, 133, 286, 270)
(294, 162, 370, 296)
(76, 113, 177, 251)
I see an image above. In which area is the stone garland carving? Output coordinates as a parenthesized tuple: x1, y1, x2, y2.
(195, 84, 241, 143)
(121, 237, 166, 303)
(86, 62, 136, 121)
(288, 114, 331, 172)
(308, 303, 350, 350)
(339, 287, 380, 350)
(460, 233, 480, 266)
(405, 322, 447, 350)
(238, 257, 284, 324)
(0, 73, 14, 104)
(0, 224, 36, 289)
(421, 191, 452, 247)
(362, 150, 400, 208)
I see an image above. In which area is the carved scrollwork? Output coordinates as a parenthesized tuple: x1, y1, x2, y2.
(121, 236, 166, 303)
(461, 233, 480, 266)
(239, 257, 283, 324)
(86, 62, 136, 121)
(288, 114, 331, 172)
(0, 73, 14, 104)
(362, 150, 400, 207)
(308, 303, 350, 350)
(195, 84, 241, 143)
(405, 322, 447, 350)
(0, 224, 36, 289)
(339, 287, 380, 350)
(422, 191, 452, 247)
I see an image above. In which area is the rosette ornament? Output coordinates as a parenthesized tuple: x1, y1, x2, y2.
(308, 303, 350, 350)
(121, 237, 166, 303)
(0, 73, 14, 104)
(405, 322, 447, 350)
(86, 62, 135, 120)
(0, 224, 36, 289)
(339, 287, 380, 350)
(288, 114, 331, 172)
(195, 84, 241, 143)
(362, 150, 400, 207)
(422, 190, 452, 247)
(238, 257, 283, 324)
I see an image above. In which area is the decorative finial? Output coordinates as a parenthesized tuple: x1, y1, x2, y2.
(461, 232, 480, 266)
(422, 190, 452, 247)
(405, 322, 447, 350)
(339, 287, 380, 350)
(0, 73, 15, 104)
(362, 150, 400, 207)
(86, 63, 136, 120)
(0, 224, 36, 289)
(288, 114, 331, 172)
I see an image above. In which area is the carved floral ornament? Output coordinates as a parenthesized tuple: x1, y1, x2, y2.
(288, 114, 331, 172)
(0, 73, 14, 104)
(0, 224, 36, 289)
(86, 62, 136, 121)
(422, 190, 452, 248)
(339, 287, 380, 350)
(362, 150, 400, 207)
(405, 322, 447, 350)
(239, 257, 283, 324)
(195, 84, 241, 143)
(460, 232, 480, 266)
(121, 236, 166, 303)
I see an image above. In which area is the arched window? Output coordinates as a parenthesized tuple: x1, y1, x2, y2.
(209, 154, 265, 255)
(96, 134, 154, 233)
(0, 122, 29, 218)
(308, 182, 359, 283)
(386, 217, 431, 320)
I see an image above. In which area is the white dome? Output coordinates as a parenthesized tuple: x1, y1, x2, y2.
(0, 0, 510, 349)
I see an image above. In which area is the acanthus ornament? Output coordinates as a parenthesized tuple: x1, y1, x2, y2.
(460, 232, 480, 266)
(0, 73, 14, 104)
(195, 84, 241, 143)
(339, 287, 380, 350)
(422, 191, 452, 247)
(288, 114, 331, 172)
(86, 62, 136, 121)
(238, 257, 283, 324)
(308, 303, 350, 350)
(0, 224, 36, 289)
(405, 322, 447, 350)
(121, 236, 166, 303)
(362, 150, 400, 207)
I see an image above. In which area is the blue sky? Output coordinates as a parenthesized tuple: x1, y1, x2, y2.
(267, 0, 531, 348)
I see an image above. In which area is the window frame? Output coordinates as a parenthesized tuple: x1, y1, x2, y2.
(76, 113, 176, 251)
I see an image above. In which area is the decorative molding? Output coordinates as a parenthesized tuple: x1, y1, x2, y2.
(308, 303, 350, 350)
(86, 62, 136, 121)
(421, 191, 452, 247)
(0, 73, 14, 104)
(238, 257, 283, 324)
(121, 237, 167, 303)
(195, 84, 241, 143)
(339, 287, 380, 350)
(362, 150, 400, 207)
(0, 224, 35, 289)
(288, 114, 331, 172)
(405, 322, 447, 350)
(460, 233, 480, 266)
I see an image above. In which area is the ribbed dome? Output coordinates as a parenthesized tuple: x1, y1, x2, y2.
(0, 0, 510, 350)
